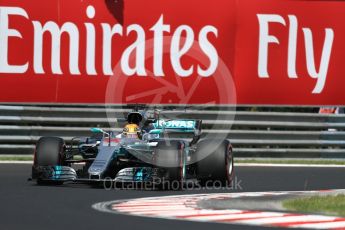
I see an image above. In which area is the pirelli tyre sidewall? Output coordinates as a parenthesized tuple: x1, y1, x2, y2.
(196, 139, 234, 187)
(33, 137, 65, 185)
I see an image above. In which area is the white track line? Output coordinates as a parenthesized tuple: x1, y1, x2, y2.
(236, 163, 345, 168)
(115, 206, 190, 212)
(290, 220, 345, 229)
(234, 215, 337, 225)
(184, 212, 285, 221)
(131, 209, 244, 217)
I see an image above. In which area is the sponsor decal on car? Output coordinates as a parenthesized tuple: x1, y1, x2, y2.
(155, 120, 195, 129)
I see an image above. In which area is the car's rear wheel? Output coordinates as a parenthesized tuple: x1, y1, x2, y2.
(195, 139, 234, 187)
(34, 137, 65, 185)
(154, 140, 185, 190)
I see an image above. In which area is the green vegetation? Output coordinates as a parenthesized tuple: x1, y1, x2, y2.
(283, 194, 345, 217)
(236, 159, 345, 165)
(0, 155, 85, 161)
(0, 155, 33, 161)
(0, 155, 345, 166)
(0, 155, 345, 165)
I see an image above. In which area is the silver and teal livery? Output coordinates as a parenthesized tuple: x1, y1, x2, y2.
(31, 109, 234, 189)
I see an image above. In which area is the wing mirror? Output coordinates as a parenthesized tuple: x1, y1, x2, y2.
(149, 129, 162, 134)
(91, 128, 107, 134)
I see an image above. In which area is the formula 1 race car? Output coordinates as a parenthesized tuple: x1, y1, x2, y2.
(31, 110, 234, 189)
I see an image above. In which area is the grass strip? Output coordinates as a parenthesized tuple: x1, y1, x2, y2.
(236, 159, 345, 165)
(0, 156, 345, 165)
(283, 194, 345, 217)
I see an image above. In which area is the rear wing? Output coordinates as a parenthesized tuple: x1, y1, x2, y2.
(151, 119, 202, 145)
(150, 119, 202, 144)
(152, 119, 201, 133)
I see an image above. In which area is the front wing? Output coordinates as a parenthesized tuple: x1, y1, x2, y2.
(32, 165, 168, 184)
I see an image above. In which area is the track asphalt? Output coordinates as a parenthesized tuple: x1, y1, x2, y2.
(1, 164, 345, 230)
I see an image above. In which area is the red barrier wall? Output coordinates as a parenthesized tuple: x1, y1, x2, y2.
(0, 0, 344, 105)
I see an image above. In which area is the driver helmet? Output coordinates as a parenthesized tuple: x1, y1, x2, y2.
(123, 124, 140, 138)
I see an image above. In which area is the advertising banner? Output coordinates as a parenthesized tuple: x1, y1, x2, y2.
(0, 0, 344, 105)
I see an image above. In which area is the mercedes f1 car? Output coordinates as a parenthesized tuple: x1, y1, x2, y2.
(31, 110, 234, 189)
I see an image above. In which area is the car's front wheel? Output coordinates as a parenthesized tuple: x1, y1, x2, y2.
(33, 137, 65, 185)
